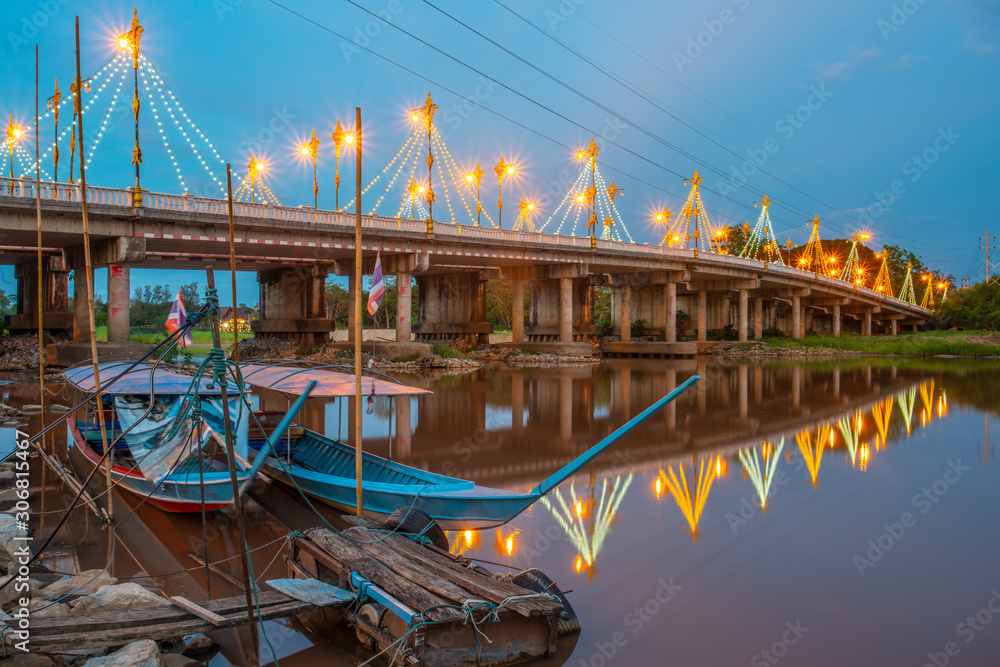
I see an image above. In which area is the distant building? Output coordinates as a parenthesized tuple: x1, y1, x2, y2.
(220, 306, 251, 332)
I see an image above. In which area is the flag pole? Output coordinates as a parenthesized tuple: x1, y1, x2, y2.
(354, 106, 363, 515)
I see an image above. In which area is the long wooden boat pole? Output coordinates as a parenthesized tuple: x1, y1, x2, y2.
(354, 106, 363, 515)
(205, 267, 259, 666)
(226, 164, 239, 362)
(75, 17, 112, 520)
(34, 45, 45, 426)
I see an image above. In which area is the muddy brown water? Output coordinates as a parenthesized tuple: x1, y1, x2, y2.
(4, 357, 1000, 666)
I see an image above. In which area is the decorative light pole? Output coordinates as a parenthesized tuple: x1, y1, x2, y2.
(654, 206, 671, 245)
(418, 93, 437, 231)
(68, 76, 91, 184)
(6, 116, 23, 193)
(465, 161, 484, 226)
(494, 156, 515, 228)
(685, 171, 704, 257)
(330, 119, 354, 210)
(119, 8, 143, 208)
(406, 178, 426, 220)
(299, 129, 320, 208)
(247, 153, 264, 204)
(605, 180, 623, 240)
(578, 138, 600, 247)
(47, 79, 61, 182)
(515, 197, 536, 232)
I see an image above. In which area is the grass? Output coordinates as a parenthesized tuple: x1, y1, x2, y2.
(433, 343, 468, 359)
(758, 331, 1000, 357)
(92, 325, 254, 346)
(392, 352, 421, 363)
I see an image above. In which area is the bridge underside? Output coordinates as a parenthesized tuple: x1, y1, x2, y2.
(0, 183, 930, 355)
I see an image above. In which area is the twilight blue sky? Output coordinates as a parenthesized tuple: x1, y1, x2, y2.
(1, 0, 998, 303)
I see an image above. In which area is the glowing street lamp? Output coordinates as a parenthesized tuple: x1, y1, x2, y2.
(6, 116, 24, 186)
(465, 162, 484, 226)
(247, 153, 265, 204)
(118, 8, 144, 207)
(517, 197, 536, 231)
(494, 156, 515, 228)
(406, 178, 426, 220)
(299, 129, 321, 208)
(330, 119, 355, 211)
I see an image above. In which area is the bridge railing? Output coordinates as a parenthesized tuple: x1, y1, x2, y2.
(0, 175, 927, 313)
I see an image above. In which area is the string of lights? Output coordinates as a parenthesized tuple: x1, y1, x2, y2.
(138, 63, 188, 192)
(84, 55, 129, 170)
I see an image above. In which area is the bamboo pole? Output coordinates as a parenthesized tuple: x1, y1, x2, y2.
(226, 164, 239, 362)
(354, 107, 363, 515)
(34, 45, 45, 424)
(75, 17, 112, 520)
(205, 267, 259, 666)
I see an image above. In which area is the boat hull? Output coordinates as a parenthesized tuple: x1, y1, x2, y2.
(69, 424, 248, 514)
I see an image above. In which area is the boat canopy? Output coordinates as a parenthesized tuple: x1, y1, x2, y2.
(238, 363, 431, 397)
(64, 361, 222, 395)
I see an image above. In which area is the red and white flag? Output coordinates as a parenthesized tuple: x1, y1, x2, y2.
(367, 251, 385, 316)
(165, 289, 193, 346)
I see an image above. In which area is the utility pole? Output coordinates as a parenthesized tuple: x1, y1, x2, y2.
(981, 227, 1000, 286)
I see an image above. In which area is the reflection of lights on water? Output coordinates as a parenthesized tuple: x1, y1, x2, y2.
(654, 477, 663, 497)
(575, 500, 584, 517)
(830, 429, 836, 447)
(449, 529, 480, 556)
(464, 530, 474, 548)
(859, 443, 870, 471)
(495, 529, 517, 556)
(506, 536, 514, 555)
(575, 555, 584, 572)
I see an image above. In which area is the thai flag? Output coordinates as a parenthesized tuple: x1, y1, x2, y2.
(165, 288, 193, 346)
(367, 251, 385, 316)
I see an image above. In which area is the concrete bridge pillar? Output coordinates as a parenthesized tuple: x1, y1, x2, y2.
(560, 277, 573, 343)
(890, 318, 898, 336)
(792, 296, 802, 339)
(666, 281, 677, 342)
(832, 304, 841, 337)
(253, 265, 336, 347)
(107, 264, 130, 343)
(862, 311, 872, 337)
(396, 272, 412, 342)
(5, 256, 71, 338)
(73, 269, 91, 343)
(738, 289, 748, 342)
(754, 296, 763, 339)
(413, 271, 493, 347)
(619, 285, 632, 342)
(697, 290, 707, 343)
(512, 278, 524, 345)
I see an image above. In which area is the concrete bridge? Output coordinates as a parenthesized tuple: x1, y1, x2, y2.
(0, 177, 930, 359)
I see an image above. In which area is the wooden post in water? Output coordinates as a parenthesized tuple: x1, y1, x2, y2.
(354, 107, 363, 515)
(205, 267, 259, 665)
(226, 164, 239, 362)
(34, 45, 45, 423)
(75, 17, 112, 520)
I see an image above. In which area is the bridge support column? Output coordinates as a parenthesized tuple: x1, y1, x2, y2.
(666, 281, 677, 342)
(395, 272, 412, 342)
(738, 289, 748, 342)
(697, 290, 707, 343)
(413, 272, 493, 347)
(792, 296, 802, 339)
(890, 318, 898, 336)
(252, 265, 336, 347)
(73, 270, 91, 343)
(559, 277, 573, 343)
(754, 297, 763, 339)
(4, 256, 71, 338)
(832, 304, 841, 337)
(619, 285, 631, 342)
(512, 278, 524, 345)
(107, 264, 130, 343)
(863, 311, 872, 337)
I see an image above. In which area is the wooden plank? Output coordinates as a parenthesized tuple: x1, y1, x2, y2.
(28, 591, 291, 635)
(265, 578, 355, 607)
(169, 596, 228, 626)
(306, 529, 462, 622)
(341, 527, 474, 606)
(30, 600, 316, 652)
(342, 525, 562, 617)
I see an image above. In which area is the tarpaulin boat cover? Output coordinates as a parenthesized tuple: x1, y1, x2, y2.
(64, 361, 222, 396)
(239, 363, 431, 397)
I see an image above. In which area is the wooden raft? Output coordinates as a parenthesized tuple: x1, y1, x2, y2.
(290, 517, 570, 666)
(10, 579, 354, 652)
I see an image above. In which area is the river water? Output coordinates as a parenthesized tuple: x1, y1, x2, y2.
(5, 358, 1000, 666)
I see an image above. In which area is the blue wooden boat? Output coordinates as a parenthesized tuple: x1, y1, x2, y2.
(65, 361, 311, 513)
(241, 362, 699, 529)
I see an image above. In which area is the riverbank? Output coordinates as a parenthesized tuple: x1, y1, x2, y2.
(717, 330, 1000, 358)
